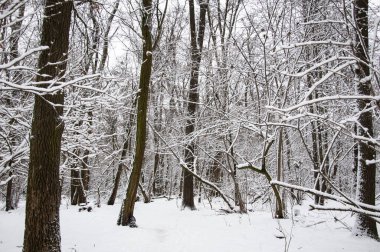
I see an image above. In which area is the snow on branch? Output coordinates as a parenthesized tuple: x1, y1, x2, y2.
(179, 158, 235, 210)
(148, 121, 235, 211)
(0, 175, 16, 186)
(301, 60, 356, 101)
(236, 162, 262, 173)
(0, 0, 27, 20)
(267, 95, 380, 113)
(0, 46, 49, 69)
(299, 20, 346, 25)
(281, 56, 355, 78)
(0, 147, 28, 170)
(274, 40, 352, 53)
(271, 180, 380, 213)
(1, 73, 101, 94)
(309, 205, 380, 219)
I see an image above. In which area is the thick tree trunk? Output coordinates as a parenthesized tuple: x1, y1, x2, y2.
(182, 0, 208, 210)
(118, 0, 153, 227)
(353, 0, 378, 239)
(23, 1, 72, 251)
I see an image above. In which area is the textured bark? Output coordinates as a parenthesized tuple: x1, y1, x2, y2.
(118, 0, 153, 227)
(182, 0, 208, 210)
(353, 0, 378, 239)
(23, 1, 72, 251)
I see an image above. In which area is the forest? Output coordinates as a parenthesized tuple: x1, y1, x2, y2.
(0, 0, 380, 251)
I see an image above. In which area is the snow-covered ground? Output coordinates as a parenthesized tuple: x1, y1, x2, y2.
(0, 198, 379, 252)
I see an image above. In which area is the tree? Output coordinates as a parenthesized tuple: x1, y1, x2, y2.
(108, 97, 136, 205)
(182, 0, 208, 210)
(352, 0, 378, 239)
(118, 0, 154, 227)
(23, 0, 73, 251)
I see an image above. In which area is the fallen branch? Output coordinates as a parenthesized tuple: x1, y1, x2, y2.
(304, 220, 326, 228)
(309, 204, 380, 219)
(271, 180, 380, 213)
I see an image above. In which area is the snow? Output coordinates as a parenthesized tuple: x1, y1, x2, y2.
(1, 199, 379, 252)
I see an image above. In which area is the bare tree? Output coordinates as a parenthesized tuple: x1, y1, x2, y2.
(23, 0, 73, 251)
(182, 0, 209, 210)
(118, 0, 154, 227)
(352, 0, 378, 239)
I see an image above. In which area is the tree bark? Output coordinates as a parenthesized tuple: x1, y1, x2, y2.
(23, 0, 72, 251)
(118, 0, 153, 227)
(353, 0, 378, 239)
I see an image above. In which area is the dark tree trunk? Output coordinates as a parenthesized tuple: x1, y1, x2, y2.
(118, 0, 153, 227)
(353, 0, 378, 239)
(70, 165, 79, 205)
(23, 1, 72, 251)
(152, 152, 160, 196)
(209, 152, 223, 197)
(182, 0, 208, 210)
(6, 170, 14, 211)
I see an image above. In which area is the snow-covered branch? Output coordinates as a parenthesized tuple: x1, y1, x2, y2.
(1, 73, 101, 94)
(271, 181, 380, 213)
(267, 95, 380, 113)
(148, 121, 235, 211)
(179, 159, 235, 211)
(274, 40, 352, 52)
(0, 46, 49, 69)
(309, 204, 380, 219)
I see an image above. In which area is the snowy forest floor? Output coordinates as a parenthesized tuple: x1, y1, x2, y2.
(0, 198, 379, 252)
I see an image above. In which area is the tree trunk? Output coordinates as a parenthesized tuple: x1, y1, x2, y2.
(108, 140, 129, 205)
(108, 99, 136, 205)
(80, 149, 90, 203)
(23, 0, 72, 251)
(70, 149, 86, 205)
(6, 170, 14, 211)
(182, 0, 208, 210)
(118, 0, 153, 227)
(353, 0, 378, 239)
(275, 128, 285, 218)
